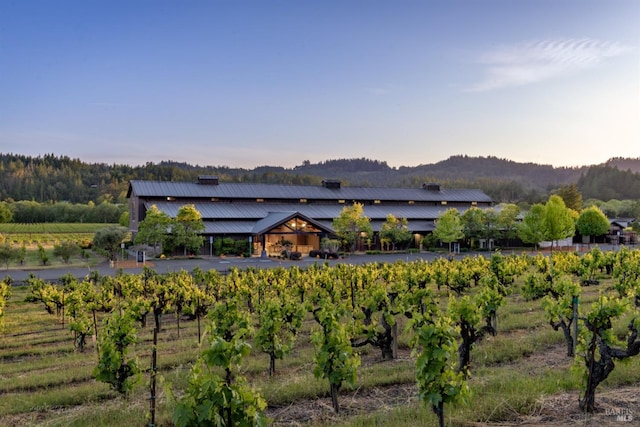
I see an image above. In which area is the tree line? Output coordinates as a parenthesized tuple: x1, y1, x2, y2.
(2, 153, 639, 207)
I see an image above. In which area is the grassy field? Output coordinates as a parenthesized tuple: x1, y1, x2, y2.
(1, 265, 639, 427)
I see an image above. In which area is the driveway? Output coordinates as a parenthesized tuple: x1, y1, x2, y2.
(0, 252, 448, 284)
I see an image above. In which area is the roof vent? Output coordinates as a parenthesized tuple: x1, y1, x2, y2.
(322, 179, 341, 189)
(423, 183, 440, 191)
(198, 175, 219, 185)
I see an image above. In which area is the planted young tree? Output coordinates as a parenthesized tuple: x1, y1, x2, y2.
(0, 242, 20, 270)
(517, 203, 546, 250)
(542, 195, 576, 251)
(497, 203, 521, 247)
(173, 298, 267, 427)
(379, 214, 412, 251)
(53, 240, 82, 264)
(576, 206, 610, 246)
(170, 204, 205, 256)
(461, 207, 486, 250)
(93, 225, 129, 262)
(433, 208, 464, 253)
(133, 204, 171, 256)
(94, 311, 140, 394)
(576, 295, 640, 413)
(332, 202, 372, 253)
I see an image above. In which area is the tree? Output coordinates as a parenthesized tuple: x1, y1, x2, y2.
(576, 206, 610, 244)
(0, 202, 12, 223)
(118, 210, 129, 227)
(554, 184, 583, 211)
(497, 203, 521, 246)
(332, 203, 372, 252)
(543, 195, 576, 249)
(379, 214, 412, 251)
(170, 204, 205, 256)
(93, 225, 129, 262)
(461, 207, 485, 250)
(53, 240, 82, 264)
(433, 209, 464, 253)
(134, 205, 171, 255)
(517, 203, 546, 250)
(0, 243, 20, 270)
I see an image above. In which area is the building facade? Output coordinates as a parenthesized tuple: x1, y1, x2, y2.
(127, 177, 493, 256)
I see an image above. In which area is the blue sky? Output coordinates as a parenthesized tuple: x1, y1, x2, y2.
(1, 1, 638, 169)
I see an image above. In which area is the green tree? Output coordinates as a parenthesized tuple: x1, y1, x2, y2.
(331, 203, 372, 252)
(517, 203, 546, 250)
(134, 205, 171, 255)
(543, 195, 576, 249)
(171, 204, 205, 256)
(461, 207, 485, 250)
(0, 202, 12, 223)
(497, 203, 521, 246)
(433, 209, 464, 253)
(118, 210, 129, 227)
(93, 225, 129, 262)
(379, 214, 412, 251)
(554, 184, 583, 211)
(53, 240, 82, 264)
(0, 243, 20, 270)
(576, 206, 610, 244)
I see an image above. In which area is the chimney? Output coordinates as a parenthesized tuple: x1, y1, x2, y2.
(322, 179, 341, 189)
(197, 175, 219, 185)
(422, 182, 440, 191)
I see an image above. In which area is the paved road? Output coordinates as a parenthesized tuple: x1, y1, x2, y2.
(0, 252, 449, 284)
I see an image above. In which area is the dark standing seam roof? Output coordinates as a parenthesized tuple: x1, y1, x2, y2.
(146, 201, 456, 221)
(129, 180, 492, 203)
(130, 180, 492, 235)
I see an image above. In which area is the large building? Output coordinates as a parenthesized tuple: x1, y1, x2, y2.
(127, 177, 493, 256)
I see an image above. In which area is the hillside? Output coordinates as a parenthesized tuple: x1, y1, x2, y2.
(1, 153, 639, 205)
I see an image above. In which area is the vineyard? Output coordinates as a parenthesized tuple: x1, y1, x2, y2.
(0, 248, 639, 426)
(0, 223, 116, 248)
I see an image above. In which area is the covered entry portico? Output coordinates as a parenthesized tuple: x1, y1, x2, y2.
(252, 212, 334, 258)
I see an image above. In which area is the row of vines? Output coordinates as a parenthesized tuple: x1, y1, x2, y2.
(2, 247, 639, 426)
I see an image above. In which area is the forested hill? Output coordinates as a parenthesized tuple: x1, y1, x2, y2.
(1, 153, 639, 205)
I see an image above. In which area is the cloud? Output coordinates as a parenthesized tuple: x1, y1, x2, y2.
(467, 38, 632, 92)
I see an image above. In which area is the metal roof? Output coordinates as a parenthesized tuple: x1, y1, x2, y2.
(146, 202, 455, 235)
(129, 180, 492, 203)
(147, 201, 462, 221)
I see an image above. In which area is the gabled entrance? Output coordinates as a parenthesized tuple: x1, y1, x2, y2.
(252, 212, 334, 258)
